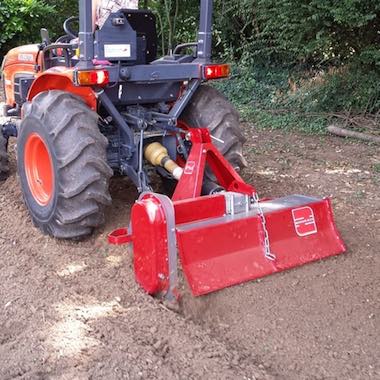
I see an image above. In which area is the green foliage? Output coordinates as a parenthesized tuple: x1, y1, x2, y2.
(146, 0, 198, 55)
(0, 0, 378, 133)
(2, 0, 378, 70)
(149, 0, 379, 133)
(47, 0, 78, 37)
(0, 0, 54, 58)
(215, 62, 380, 133)
(0, 0, 78, 59)
(292, 66, 380, 115)
(210, 0, 380, 67)
(146, 0, 380, 71)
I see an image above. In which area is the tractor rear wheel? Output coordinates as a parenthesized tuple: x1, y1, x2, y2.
(180, 85, 247, 171)
(0, 132, 9, 181)
(161, 85, 247, 195)
(17, 90, 112, 239)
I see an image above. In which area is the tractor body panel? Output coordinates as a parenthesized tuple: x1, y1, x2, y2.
(1, 45, 40, 107)
(28, 69, 97, 110)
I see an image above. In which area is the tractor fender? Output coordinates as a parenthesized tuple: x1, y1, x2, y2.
(27, 69, 97, 110)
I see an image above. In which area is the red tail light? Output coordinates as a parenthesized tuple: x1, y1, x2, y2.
(203, 64, 230, 80)
(76, 70, 109, 86)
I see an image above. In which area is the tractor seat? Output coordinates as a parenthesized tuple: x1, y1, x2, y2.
(95, 9, 157, 65)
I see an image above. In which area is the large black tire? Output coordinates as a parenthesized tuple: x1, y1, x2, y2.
(18, 90, 112, 239)
(0, 132, 9, 181)
(180, 85, 247, 171)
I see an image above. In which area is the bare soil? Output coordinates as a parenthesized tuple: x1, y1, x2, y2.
(0, 115, 379, 379)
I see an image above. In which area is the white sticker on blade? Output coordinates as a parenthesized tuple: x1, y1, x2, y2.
(104, 44, 131, 58)
(292, 206, 318, 237)
(184, 161, 196, 175)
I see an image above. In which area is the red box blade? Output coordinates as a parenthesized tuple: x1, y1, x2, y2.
(176, 196, 346, 296)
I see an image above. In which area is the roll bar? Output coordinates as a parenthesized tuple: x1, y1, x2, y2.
(77, 0, 214, 67)
(78, 0, 95, 69)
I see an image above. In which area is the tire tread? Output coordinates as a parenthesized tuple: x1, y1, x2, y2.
(20, 90, 112, 239)
(181, 85, 247, 170)
(0, 133, 9, 180)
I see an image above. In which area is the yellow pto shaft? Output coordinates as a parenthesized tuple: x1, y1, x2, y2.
(144, 142, 183, 180)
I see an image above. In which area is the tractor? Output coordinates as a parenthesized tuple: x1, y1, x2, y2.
(0, 0, 345, 299)
(1, 0, 245, 238)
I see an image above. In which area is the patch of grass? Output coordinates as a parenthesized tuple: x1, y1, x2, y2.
(245, 109, 327, 134)
(354, 189, 367, 200)
(373, 163, 380, 173)
(215, 63, 380, 135)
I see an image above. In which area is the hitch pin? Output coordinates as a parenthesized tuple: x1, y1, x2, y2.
(211, 136, 225, 144)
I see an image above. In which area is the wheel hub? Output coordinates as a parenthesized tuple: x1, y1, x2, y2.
(24, 133, 54, 206)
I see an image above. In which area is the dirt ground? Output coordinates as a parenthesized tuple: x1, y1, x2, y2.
(0, 111, 379, 379)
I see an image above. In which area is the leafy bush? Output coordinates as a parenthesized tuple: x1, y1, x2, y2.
(1, 0, 378, 133)
(211, 0, 380, 67)
(0, 0, 77, 60)
(293, 66, 380, 115)
(149, 0, 379, 133)
(215, 62, 380, 133)
(0, 0, 54, 58)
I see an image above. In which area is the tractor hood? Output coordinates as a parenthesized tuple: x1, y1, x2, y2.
(2, 45, 39, 69)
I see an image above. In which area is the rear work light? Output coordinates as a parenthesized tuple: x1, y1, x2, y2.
(203, 64, 230, 80)
(75, 70, 109, 86)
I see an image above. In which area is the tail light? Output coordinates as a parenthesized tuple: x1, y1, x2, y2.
(75, 70, 109, 86)
(203, 64, 230, 80)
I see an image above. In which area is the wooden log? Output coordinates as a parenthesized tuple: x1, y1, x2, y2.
(327, 125, 380, 144)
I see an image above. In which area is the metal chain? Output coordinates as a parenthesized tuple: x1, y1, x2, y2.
(252, 192, 276, 261)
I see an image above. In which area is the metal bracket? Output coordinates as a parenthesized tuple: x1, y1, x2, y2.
(224, 192, 251, 215)
(137, 129, 151, 193)
(1, 121, 18, 139)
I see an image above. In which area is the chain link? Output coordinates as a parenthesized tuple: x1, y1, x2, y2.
(252, 192, 276, 261)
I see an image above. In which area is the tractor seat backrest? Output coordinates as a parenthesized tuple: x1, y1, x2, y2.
(94, 9, 157, 65)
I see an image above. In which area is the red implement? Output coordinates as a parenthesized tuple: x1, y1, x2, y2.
(175, 194, 345, 295)
(109, 128, 346, 299)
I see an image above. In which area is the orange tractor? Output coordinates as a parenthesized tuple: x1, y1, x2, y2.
(0, 0, 345, 299)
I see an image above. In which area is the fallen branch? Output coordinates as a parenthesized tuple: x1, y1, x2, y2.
(327, 125, 380, 144)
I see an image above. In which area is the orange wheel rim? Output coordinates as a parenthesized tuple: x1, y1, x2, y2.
(24, 133, 54, 206)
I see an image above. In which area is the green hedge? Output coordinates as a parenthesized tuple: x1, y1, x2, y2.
(1, 0, 378, 129)
(0, 0, 77, 59)
(2, 1, 378, 68)
(212, 0, 380, 67)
